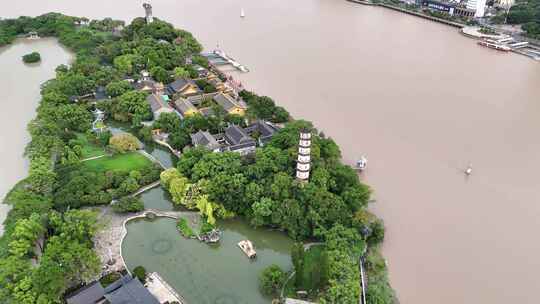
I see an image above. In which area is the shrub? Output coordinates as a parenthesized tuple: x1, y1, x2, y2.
(109, 133, 141, 153)
(22, 52, 41, 63)
(100, 272, 122, 287)
(112, 196, 144, 213)
(176, 218, 195, 238)
(259, 264, 286, 296)
(132, 266, 147, 282)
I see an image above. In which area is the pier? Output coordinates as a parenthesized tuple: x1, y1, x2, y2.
(202, 49, 250, 72)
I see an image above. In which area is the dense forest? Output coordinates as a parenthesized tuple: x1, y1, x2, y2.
(0, 12, 395, 304)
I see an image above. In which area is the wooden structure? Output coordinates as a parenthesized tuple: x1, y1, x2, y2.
(238, 240, 256, 258)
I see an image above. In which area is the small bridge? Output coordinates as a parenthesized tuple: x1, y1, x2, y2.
(130, 180, 161, 197)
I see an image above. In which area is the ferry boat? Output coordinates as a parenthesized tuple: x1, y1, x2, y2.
(238, 240, 256, 259)
(478, 39, 511, 52)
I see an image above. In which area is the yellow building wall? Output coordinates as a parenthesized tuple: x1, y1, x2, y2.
(228, 107, 245, 116)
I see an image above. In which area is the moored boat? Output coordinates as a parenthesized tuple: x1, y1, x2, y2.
(478, 39, 511, 52)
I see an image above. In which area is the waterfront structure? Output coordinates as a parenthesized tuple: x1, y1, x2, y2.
(147, 94, 174, 119)
(213, 92, 247, 115)
(143, 3, 154, 24)
(420, 0, 475, 17)
(466, 0, 487, 17)
(296, 130, 312, 182)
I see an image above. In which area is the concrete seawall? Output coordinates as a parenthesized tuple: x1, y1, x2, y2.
(346, 0, 465, 28)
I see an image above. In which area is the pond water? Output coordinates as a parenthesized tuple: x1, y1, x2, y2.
(139, 187, 175, 211)
(144, 145, 176, 169)
(122, 217, 293, 304)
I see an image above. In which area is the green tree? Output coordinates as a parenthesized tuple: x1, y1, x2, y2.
(259, 264, 285, 296)
(150, 66, 171, 83)
(112, 197, 144, 213)
(173, 66, 189, 78)
(106, 80, 133, 97)
(291, 242, 305, 288)
(109, 133, 141, 153)
(251, 197, 273, 227)
(22, 52, 41, 63)
(132, 266, 147, 282)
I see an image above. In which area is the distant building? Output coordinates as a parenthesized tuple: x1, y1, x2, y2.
(467, 0, 487, 17)
(143, 3, 154, 24)
(213, 93, 247, 116)
(167, 77, 201, 98)
(420, 0, 476, 17)
(191, 130, 222, 152)
(147, 94, 174, 119)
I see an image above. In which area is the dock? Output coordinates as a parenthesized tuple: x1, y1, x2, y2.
(238, 240, 256, 258)
(202, 49, 250, 72)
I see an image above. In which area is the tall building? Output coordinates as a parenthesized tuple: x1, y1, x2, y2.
(466, 0, 487, 17)
(143, 3, 154, 23)
(296, 130, 312, 182)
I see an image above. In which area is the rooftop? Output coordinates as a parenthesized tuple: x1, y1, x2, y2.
(174, 98, 197, 115)
(213, 93, 246, 112)
(225, 125, 255, 146)
(191, 130, 221, 151)
(65, 281, 105, 304)
(147, 94, 172, 112)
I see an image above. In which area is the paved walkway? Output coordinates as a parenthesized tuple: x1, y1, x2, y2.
(93, 206, 198, 274)
(81, 154, 106, 162)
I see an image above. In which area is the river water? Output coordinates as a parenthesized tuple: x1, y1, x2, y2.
(3, 1, 540, 303)
(0, 38, 72, 234)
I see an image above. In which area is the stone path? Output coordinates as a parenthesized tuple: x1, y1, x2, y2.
(81, 154, 106, 162)
(92, 206, 198, 274)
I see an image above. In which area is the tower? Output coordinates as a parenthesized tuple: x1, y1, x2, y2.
(143, 3, 154, 23)
(296, 129, 312, 182)
(466, 0, 487, 17)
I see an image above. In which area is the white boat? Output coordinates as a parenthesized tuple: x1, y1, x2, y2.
(240, 8, 245, 18)
(356, 156, 367, 171)
(465, 164, 472, 176)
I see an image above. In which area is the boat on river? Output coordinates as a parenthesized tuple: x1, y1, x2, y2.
(238, 240, 256, 258)
(478, 39, 511, 52)
(356, 156, 368, 171)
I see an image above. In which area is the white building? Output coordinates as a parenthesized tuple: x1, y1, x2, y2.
(466, 0, 487, 17)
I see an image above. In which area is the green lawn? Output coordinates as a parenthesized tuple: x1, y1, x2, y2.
(76, 133, 106, 159)
(82, 152, 152, 173)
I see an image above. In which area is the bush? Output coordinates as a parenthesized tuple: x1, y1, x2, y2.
(259, 264, 286, 296)
(22, 52, 41, 63)
(132, 266, 147, 282)
(112, 196, 144, 213)
(109, 133, 141, 153)
(100, 272, 122, 287)
(177, 218, 195, 238)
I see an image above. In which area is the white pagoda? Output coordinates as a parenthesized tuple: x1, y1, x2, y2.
(296, 129, 312, 182)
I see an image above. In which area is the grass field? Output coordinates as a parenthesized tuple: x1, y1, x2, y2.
(76, 133, 106, 159)
(82, 152, 152, 173)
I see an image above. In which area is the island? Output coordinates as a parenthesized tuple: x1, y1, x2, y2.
(22, 51, 41, 63)
(0, 8, 394, 304)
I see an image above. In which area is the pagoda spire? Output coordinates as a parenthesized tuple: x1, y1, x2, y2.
(296, 129, 312, 182)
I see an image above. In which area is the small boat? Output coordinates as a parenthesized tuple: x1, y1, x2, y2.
(238, 240, 256, 258)
(465, 164, 472, 176)
(356, 156, 367, 171)
(240, 8, 245, 18)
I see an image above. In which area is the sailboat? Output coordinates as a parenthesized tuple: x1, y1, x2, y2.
(240, 8, 245, 18)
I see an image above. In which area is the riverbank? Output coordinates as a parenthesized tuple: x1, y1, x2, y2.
(346, 0, 465, 28)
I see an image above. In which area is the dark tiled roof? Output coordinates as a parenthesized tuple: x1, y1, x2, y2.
(167, 78, 200, 95)
(65, 281, 105, 304)
(104, 275, 159, 304)
(174, 98, 197, 115)
(225, 125, 255, 145)
(147, 94, 171, 112)
(191, 130, 221, 151)
(213, 93, 245, 112)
